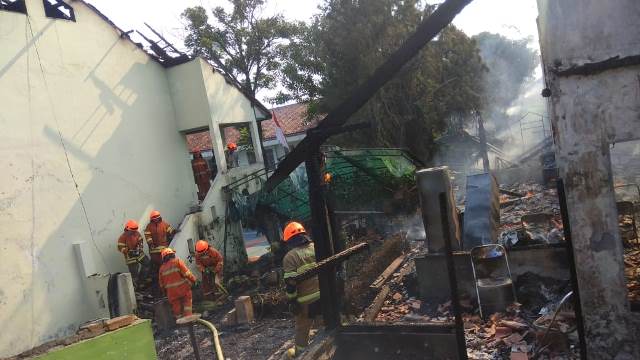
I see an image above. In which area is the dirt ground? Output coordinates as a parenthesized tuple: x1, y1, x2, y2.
(154, 305, 294, 360)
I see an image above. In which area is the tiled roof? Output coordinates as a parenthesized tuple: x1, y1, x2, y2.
(261, 103, 322, 140)
(186, 103, 321, 153)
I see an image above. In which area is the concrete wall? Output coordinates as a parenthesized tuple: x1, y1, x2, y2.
(537, 0, 640, 357)
(0, 1, 266, 356)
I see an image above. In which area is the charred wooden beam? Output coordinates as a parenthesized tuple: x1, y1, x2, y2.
(290, 242, 369, 284)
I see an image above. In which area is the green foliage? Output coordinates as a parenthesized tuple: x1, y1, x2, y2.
(182, 0, 303, 96)
(238, 126, 251, 146)
(276, 0, 486, 162)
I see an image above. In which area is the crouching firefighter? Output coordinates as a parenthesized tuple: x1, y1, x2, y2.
(117, 220, 151, 291)
(282, 222, 321, 358)
(195, 240, 224, 301)
(159, 248, 197, 318)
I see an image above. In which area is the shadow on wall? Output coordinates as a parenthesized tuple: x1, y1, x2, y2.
(2, 42, 196, 356)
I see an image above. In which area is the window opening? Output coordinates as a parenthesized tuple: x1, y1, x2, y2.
(220, 123, 256, 169)
(0, 0, 27, 14)
(43, 0, 75, 21)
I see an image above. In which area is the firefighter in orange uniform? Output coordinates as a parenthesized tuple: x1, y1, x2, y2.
(117, 220, 151, 290)
(158, 248, 197, 318)
(144, 210, 177, 296)
(226, 142, 239, 169)
(195, 240, 224, 300)
(191, 152, 211, 201)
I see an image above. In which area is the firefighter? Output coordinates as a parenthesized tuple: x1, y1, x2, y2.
(117, 220, 151, 290)
(191, 152, 211, 201)
(144, 210, 177, 297)
(195, 240, 224, 301)
(282, 222, 320, 358)
(226, 142, 238, 169)
(158, 248, 197, 318)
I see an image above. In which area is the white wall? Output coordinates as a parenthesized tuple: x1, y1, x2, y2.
(0, 1, 197, 356)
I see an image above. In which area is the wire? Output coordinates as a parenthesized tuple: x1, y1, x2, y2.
(26, 16, 108, 268)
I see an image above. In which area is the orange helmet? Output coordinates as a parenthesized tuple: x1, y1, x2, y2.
(161, 248, 175, 259)
(195, 240, 209, 253)
(283, 222, 306, 242)
(125, 220, 138, 231)
(323, 172, 332, 184)
(227, 142, 237, 151)
(150, 210, 161, 220)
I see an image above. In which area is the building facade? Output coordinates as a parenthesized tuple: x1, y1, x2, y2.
(0, 0, 269, 356)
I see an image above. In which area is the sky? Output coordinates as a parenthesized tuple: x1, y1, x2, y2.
(87, 0, 542, 103)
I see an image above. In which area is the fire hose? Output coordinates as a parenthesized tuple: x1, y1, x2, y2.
(196, 318, 225, 360)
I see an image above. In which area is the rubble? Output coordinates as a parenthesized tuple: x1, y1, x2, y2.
(625, 249, 640, 305)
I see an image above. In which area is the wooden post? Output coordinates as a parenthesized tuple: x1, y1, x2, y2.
(306, 151, 340, 329)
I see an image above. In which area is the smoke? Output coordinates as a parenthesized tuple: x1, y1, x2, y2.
(473, 32, 547, 160)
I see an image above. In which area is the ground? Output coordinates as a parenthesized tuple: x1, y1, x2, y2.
(154, 304, 294, 360)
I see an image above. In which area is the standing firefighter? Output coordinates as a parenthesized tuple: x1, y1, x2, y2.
(144, 210, 177, 296)
(282, 222, 320, 358)
(117, 220, 151, 290)
(195, 240, 224, 300)
(191, 152, 211, 201)
(158, 248, 197, 318)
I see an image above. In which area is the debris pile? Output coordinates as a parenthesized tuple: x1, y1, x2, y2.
(625, 249, 640, 305)
(497, 183, 563, 248)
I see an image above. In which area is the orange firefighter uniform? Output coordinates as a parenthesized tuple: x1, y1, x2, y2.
(282, 222, 320, 356)
(145, 211, 177, 296)
(158, 248, 197, 318)
(191, 152, 211, 201)
(195, 240, 224, 300)
(117, 220, 151, 289)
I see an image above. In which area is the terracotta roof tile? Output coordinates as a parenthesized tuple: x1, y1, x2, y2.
(261, 103, 322, 140)
(186, 103, 321, 153)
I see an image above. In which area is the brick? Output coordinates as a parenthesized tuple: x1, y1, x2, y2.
(80, 320, 107, 337)
(235, 296, 254, 324)
(222, 308, 237, 326)
(105, 315, 137, 331)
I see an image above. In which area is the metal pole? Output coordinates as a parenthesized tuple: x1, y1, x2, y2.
(556, 179, 587, 359)
(439, 192, 468, 360)
(187, 324, 202, 360)
(306, 151, 340, 329)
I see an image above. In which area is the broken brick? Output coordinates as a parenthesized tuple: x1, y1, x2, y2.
(494, 326, 513, 339)
(105, 315, 137, 331)
(500, 320, 529, 331)
(392, 292, 403, 301)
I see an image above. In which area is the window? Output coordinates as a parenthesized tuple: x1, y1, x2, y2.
(220, 123, 256, 168)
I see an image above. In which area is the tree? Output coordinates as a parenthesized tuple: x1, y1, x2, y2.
(182, 1, 302, 96)
(276, 0, 486, 162)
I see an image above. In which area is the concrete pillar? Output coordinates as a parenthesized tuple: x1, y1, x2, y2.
(537, 0, 640, 357)
(416, 167, 461, 252)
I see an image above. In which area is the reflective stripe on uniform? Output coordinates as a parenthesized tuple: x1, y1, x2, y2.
(297, 290, 320, 304)
(284, 262, 317, 280)
(150, 246, 166, 254)
(165, 279, 189, 288)
(287, 291, 298, 299)
(161, 267, 181, 276)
